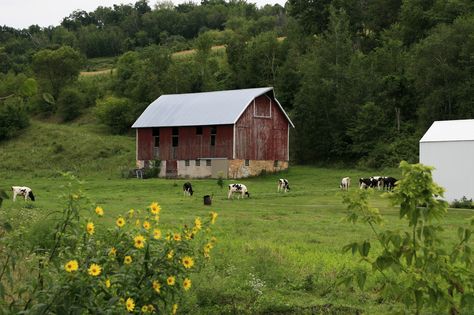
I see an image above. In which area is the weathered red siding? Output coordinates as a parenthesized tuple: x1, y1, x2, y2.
(138, 125, 233, 161)
(137, 128, 153, 160)
(235, 95, 289, 160)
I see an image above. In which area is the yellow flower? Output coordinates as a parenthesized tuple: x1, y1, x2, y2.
(153, 215, 160, 222)
(88, 263, 102, 276)
(126, 297, 135, 312)
(105, 279, 111, 288)
(172, 303, 178, 315)
(64, 260, 78, 272)
(166, 234, 171, 241)
(183, 278, 192, 291)
(72, 194, 79, 200)
(210, 211, 218, 224)
(173, 233, 181, 241)
(86, 222, 95, 235)
(182, 256, 194, 269)
(211, 236, 217, 243)
(135, 219, 140, 226)
(152, 280, 161, 293)
(143, 221, 151, 230)
(147, 305, 155, 312)
(150, 202, 161, 215)
(109, 247, 117, 256)
(167, 250, 174, 260)
(153, 229, 162, 239)
(194, 217, 202, 230)
(95, 206, 104, 216)
(141, 305, 148, 313)
(134, 235, 146, 249)
(128, 209, 135, 218)
(167, 276, 175, 286)
(124, 255, 132, 265)
(116, 217, 125, 228)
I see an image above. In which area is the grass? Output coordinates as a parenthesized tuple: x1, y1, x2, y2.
(0, 120, 472, 314)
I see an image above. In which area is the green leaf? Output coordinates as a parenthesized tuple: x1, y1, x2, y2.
(461, 293, 474, 311)
(360, 240, 370, 257)
(42, 92, 55, 104)
(356, 271, 367, 290)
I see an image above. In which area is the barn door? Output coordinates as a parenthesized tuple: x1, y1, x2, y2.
(165, 160, 177, 178)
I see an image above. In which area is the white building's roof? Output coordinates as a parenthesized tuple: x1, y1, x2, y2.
(420, 119, 474, 143)
(132, 87, 294, 128)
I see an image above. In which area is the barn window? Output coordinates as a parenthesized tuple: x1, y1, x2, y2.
(195, 159, 200, 166)
(153, 128, 160, 147)
(196, 126, 203, 135)
(185, 160, 190, 166)
(206, 159, 211, 166)
(210, 126, 216, 146)
(245, 159, 249, 166)
(172, 127, 179, 147)
(253, 97, 272, 118)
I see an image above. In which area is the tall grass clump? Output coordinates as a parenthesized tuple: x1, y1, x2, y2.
(0, 173, 219, 313)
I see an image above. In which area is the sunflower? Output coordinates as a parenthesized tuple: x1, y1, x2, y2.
(183, 278, 192, 291)
(167, 276, 175, 286)
(126, 297, 135, 312)
(194, 217, 202, 230)
(167, 250, 174, 259)
(86, 222, 95, 235)
(153, 229, 162, 239)
(143, 220, 151, 230)
(88, 263, 102, 276)
(134, 235, 146, 249)
(95, 206, 104, 217)
(173, 233, 181, 241)
(210, 211, 218, 224)
(172, 303, 178, 315)
(182, 256, 194, 269)
(105, 279, 111, 288)
(64, 260, 78, 272)
(116, 217, 125, 228)
(149, 202, 161, 215)
(124, 255, 132, 265)
(109, 247, 117, 256)
(152, 280, 161, 294)
(135, 219, 140, 226)
(128, 209, 135, 218)
(141, 305, 148, 313)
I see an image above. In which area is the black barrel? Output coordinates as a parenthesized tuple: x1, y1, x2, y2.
(203, 195, 212, 205)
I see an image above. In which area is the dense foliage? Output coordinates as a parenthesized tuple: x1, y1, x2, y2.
(0, 0, 473, 167)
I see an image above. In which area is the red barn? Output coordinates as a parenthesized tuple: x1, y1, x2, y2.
(131, 87, 294, 178)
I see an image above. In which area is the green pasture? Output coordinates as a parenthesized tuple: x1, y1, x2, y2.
(1, 165, 472, 314)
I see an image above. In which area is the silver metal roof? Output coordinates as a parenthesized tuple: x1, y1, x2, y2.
(420, 119, 474, 142)
(132, 87, 294, 128)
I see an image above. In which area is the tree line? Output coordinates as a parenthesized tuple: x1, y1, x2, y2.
(0, 0, 473, 167)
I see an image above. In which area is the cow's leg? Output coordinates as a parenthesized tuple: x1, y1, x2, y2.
(228, 190, 232, 199)
(13, 192, 17, 201)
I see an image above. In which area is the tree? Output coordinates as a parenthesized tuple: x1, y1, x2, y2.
(57, 87, 85, 122)
(0, 97, 30, 141)
(32, 46, 83, 99)
(94, 96, 134, 134)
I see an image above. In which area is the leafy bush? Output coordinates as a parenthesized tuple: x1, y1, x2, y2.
(57, 87, 86, 122)
(451, 196, 474, 209)
(0, 97, 30, 141)
(0, 174, 219, 313)
(95, 96, 134, 134)
(341, 161, 474, 314)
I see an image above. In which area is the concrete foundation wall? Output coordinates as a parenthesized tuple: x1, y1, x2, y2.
(228, 160, 289, 179)
(177, 160, 212, 178)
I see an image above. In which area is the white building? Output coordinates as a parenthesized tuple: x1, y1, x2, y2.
(419, 119, 474, 202)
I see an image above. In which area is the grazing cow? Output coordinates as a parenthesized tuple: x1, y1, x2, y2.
(370, 176, 384, 190)
(228, 184, 250, 199)
(11, 186, 35, 201)
(183, 182, 194, 196)
(359, 178, 372, 189)
(340, 177, 351, 190)
(277, 179, 290, 192)
(383, 177, 397, 191)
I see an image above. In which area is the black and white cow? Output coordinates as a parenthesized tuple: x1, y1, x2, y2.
(359, 178, 372, 189)
(277, 179, 290, 192)
(11, 186, 35, 201)
(228, 184, 250, 199)
(340, 177, 351, 190)
(383, 177, 397, 191)
(370, 176, 383, 190)
(183, 182, 194, 196)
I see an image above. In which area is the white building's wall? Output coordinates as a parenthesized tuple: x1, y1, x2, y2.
(420, 141, 474, 202)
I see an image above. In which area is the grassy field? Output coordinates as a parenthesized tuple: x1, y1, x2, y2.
(0, 119, 472, 314)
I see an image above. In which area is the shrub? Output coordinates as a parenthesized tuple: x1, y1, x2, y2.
(95, 96, 134, 134)
(0, 174, 219, 313)
(57, 87, 86, 122)
(451, 196, 474, 209)
(0, 97, 30, 141)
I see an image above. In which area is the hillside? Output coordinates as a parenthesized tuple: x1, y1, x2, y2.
(0, 119, 135, 179)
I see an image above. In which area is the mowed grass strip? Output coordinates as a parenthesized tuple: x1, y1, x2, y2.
(1, 166, 472, 314)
